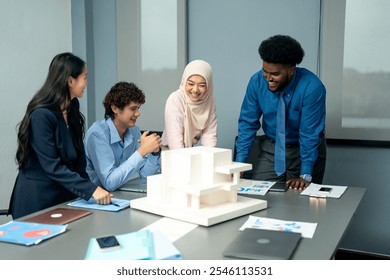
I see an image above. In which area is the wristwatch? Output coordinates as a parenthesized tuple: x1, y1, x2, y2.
(300, 174, 312, 182)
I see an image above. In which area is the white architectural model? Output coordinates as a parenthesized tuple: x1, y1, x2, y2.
(131, 146, 267, 226)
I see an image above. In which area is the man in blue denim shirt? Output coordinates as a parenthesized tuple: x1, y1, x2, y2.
(236, 35, 326, 189)
(84, 82, 161, 192)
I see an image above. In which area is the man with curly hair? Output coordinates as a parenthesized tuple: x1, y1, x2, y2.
(84, 82, 161, 192)
(235, 35, 326, 190)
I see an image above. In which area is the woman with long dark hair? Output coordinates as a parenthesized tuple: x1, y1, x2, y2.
(8, 52, 112, 219)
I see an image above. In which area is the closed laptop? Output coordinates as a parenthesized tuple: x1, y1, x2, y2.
(24, 207, 92, 225)
(223, 228, 301, 260)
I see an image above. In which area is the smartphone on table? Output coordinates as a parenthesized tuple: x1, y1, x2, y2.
(96, 235, 120, 250)
(268, 181, 288, 192)
(319, 187, 332, 193)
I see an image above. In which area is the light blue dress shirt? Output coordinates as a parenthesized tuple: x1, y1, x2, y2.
(236, 67, 326, 175)
(84, 118, 160, 191)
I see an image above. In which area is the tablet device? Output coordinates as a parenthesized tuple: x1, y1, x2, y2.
(119, 177, 147, 193)
(319, 187, 332, 193)
(268, 181, 288, 192)
(96, 235, 121, 250)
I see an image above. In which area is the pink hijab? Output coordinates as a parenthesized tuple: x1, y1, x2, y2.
(179, 60, 215, 147)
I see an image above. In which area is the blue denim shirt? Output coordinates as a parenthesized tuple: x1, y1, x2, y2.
(84, 118, 160, 191)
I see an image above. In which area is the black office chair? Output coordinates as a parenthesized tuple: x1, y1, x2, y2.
(0, 209, 8, 216)
(233, 135, 261, 179)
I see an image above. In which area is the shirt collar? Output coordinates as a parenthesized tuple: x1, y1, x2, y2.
(283, 67, 299, 94)
(106, 118, 135, 146)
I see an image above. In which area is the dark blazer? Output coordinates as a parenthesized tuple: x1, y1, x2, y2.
(9, 108, 97, 219)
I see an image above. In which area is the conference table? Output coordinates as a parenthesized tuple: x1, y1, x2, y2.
(0, 186, 365, 260)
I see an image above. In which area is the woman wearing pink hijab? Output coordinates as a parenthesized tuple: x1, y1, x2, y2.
(161, 60, 217, 149)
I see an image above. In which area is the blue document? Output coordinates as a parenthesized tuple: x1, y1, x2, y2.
(67, 198, 130, 212)
(84, 230, 155, 260)
(152, 231, 182, 260)
(0, 221, 67, 246)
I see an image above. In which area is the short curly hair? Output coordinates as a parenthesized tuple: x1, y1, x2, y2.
(103, 81, 145, 120)
(258, 35, 304, 65)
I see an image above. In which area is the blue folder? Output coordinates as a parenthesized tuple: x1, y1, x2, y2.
(85, 230, 154, 260)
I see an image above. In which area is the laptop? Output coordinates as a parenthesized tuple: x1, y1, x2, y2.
(118, 177, 147, 193)
(24, 207, 92, 225)
(223, 228, 301, 260)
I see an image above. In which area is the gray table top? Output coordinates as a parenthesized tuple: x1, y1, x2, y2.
(0, 186, 365, 260)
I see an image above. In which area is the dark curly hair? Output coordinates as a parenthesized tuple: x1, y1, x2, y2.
(258, 35, 305, 65)
(103, 81, 145, 120)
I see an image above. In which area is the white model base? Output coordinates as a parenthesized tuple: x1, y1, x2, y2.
(131, 196, 267, 227)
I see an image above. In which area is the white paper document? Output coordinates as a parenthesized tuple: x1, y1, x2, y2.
(142, 217, 198, 242)
(240, 215, 317, 239)
(238, 180, 275, 195)
(300, 183, 348, 198)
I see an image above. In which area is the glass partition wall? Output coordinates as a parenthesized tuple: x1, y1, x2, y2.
(320, 0, 390, 142)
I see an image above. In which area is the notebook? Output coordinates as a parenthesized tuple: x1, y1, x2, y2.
(119, 177, 147, 193)
(223, 228, 301, 260)
(0, 221, 68, 246)
(67, 198, 130, 212)
(24, 207, 92, 225)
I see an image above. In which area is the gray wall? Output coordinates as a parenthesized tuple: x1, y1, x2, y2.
(0, 0, 72, 211)
(188, 0, 390, 257)
(74, 0, 118, 126)
(187, 0, 321, 150)
(88, 0, 118, 123)
(72, 0, 118, 127)
(121, 0, 390, 257)
(115, 0, 187, 132)
(75, 0, 187, 131)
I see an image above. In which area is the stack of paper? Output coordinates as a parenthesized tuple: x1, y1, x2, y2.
(240, 215, 317, 239)
(0, 221, 67, 246)
(84, 230, 182, 260)
(238, 180, 274, 195)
